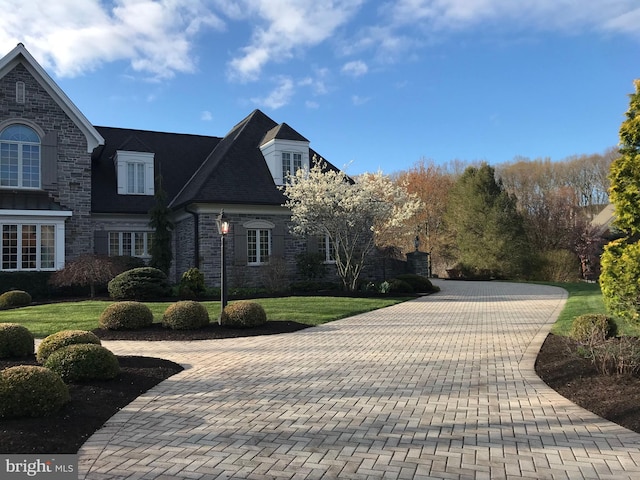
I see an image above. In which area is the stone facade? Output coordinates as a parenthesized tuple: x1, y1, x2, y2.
(0, 63, 93, 262)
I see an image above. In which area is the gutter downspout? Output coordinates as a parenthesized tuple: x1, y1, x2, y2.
(184, 205, 200, 269)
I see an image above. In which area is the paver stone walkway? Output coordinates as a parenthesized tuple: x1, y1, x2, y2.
(78, 281, 640, 479)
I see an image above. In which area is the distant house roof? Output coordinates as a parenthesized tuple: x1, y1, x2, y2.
(591, 203, 617, 237)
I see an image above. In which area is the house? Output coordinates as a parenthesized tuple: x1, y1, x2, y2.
(0, 43, 390, 289)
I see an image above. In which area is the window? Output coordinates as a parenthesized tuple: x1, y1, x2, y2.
(127, 162, 146, 194)
(108, 232, 153, 258)
(1, 223, 56, 270)
(318, 234, 336, 263)
(16, 82, 25, 104)
(0, 124, 40, 188)
(114, 150, 154, 195)
(247, 228, 271, 264)
(282, 152, 302, 182)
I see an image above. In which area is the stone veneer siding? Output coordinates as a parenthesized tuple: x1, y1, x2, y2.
(0, 63, 93, 261)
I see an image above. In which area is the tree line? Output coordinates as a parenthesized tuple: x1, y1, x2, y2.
(386, 149, 616, 281)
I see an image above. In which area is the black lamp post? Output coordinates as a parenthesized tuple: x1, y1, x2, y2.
(216, 210, 230, 324)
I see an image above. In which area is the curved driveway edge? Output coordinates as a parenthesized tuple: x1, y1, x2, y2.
(79, 281, 640, 479)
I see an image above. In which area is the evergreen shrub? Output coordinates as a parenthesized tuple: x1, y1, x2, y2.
(162, 300, 210, 330)
(0, 323, 34, 358)
(220, 301, 267, 328)
(36, 330, 102, 364)
(0, 290, 32, 309)
(108, 267, 170, 300)
(99, 301, 154, 330)
(0, 366, 69, 418)
(44, 344, 120, 382)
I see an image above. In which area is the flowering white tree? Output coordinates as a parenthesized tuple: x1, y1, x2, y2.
(283, 159, 423, 291)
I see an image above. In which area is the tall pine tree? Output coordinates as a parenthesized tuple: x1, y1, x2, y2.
(445, 163, 530, 279)
(149, 175, 174, 274)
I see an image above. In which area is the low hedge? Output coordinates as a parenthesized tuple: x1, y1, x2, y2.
(0, 323, 34, 358)
(36, 330, 102, 364)
(0, 366, 69, 418)
(44, 344, 120, 382)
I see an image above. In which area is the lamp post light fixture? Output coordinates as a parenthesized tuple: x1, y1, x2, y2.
(216, 210, 230, 324)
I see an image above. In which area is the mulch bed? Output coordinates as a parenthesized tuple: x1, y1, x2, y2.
(2, 326, 640, 454)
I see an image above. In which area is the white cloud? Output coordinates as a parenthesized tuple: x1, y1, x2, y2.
(0, 0, 224, 79)
(225, 0, 364, 82)
(305, 100, 320, 109)
(341, 60, 368, 77)
(252, 76, 295, 109)
(351, 95, 370, 106)
(201, 110, 213, 121)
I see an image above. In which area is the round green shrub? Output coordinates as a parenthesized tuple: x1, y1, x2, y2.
(36, 330, 102, 364)
(220, 301, 267, 328)
(179, 268, 206, 298)
(44, 344, 120, 382)
(162, 301, 210, 330)
(99, 301, 154, 330)
(0, 323, 34, 358)
(0, 290, 32, 309)
(393, 274, 438, 293)
(569, 314, 617, 345)
(0, 365, 69, 418)
(107, 267, 170, 300)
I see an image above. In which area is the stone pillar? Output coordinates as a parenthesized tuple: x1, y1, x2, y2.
(406, 251, 430, 277)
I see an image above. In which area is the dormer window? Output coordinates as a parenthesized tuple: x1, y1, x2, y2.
(282, 151, 302, 182)
(114, 150, 154, 196)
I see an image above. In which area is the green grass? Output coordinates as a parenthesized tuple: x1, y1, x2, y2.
(0, 296, 410, 338)
(545, 282, 640, 337)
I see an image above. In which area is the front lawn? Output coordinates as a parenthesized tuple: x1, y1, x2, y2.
(0, 296, 411, 338)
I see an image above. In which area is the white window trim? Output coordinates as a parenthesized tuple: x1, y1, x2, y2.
(108, 231, 154, 258)
(0, 124, 41, 189)
(114, 150, 155, 196)
(259, 138, 309, 186)
(319, 234, 336, 264)
(0, 214, 67, 271)
(244, 219, 274, 266)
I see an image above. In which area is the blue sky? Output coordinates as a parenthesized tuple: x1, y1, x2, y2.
(0, 1, 638, 175)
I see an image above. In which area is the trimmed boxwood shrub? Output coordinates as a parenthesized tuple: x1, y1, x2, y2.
(0, 323, 34, 358)
(162, 301, 210, 330)
(0, 289, 32, 309)
(44, 344, 120, 382)
(99, 301, 154, 330)
(0, 365, 69, 418)
(570, 314, 617, 346)
(393, 274, 438, 293)
(108, 267, 170, 300)
(220, 301, 267, 328)
(36, 330, 102, 364)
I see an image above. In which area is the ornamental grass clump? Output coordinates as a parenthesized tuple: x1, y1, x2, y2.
(36, 330, 102, 364)
(220, 301, 267, 328)
(0, 365, 69, 418)
(99, 301, 154, 330)
(0, 323, 34, 358)
(0, 290, 32, 309)
(44, 344, 120, 382)
(162, 300, 210, 330)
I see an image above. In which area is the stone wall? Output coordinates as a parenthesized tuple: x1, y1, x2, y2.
(0, 63, 93, 261)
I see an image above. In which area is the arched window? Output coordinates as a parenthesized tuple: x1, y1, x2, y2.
(0, 124, 41, 188)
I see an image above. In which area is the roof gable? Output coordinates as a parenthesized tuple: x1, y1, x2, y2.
(261, 122, 309, 145)
(0, 44, 103, 152)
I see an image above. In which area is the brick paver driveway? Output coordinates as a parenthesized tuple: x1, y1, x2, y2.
(79, 281, 640, 479)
